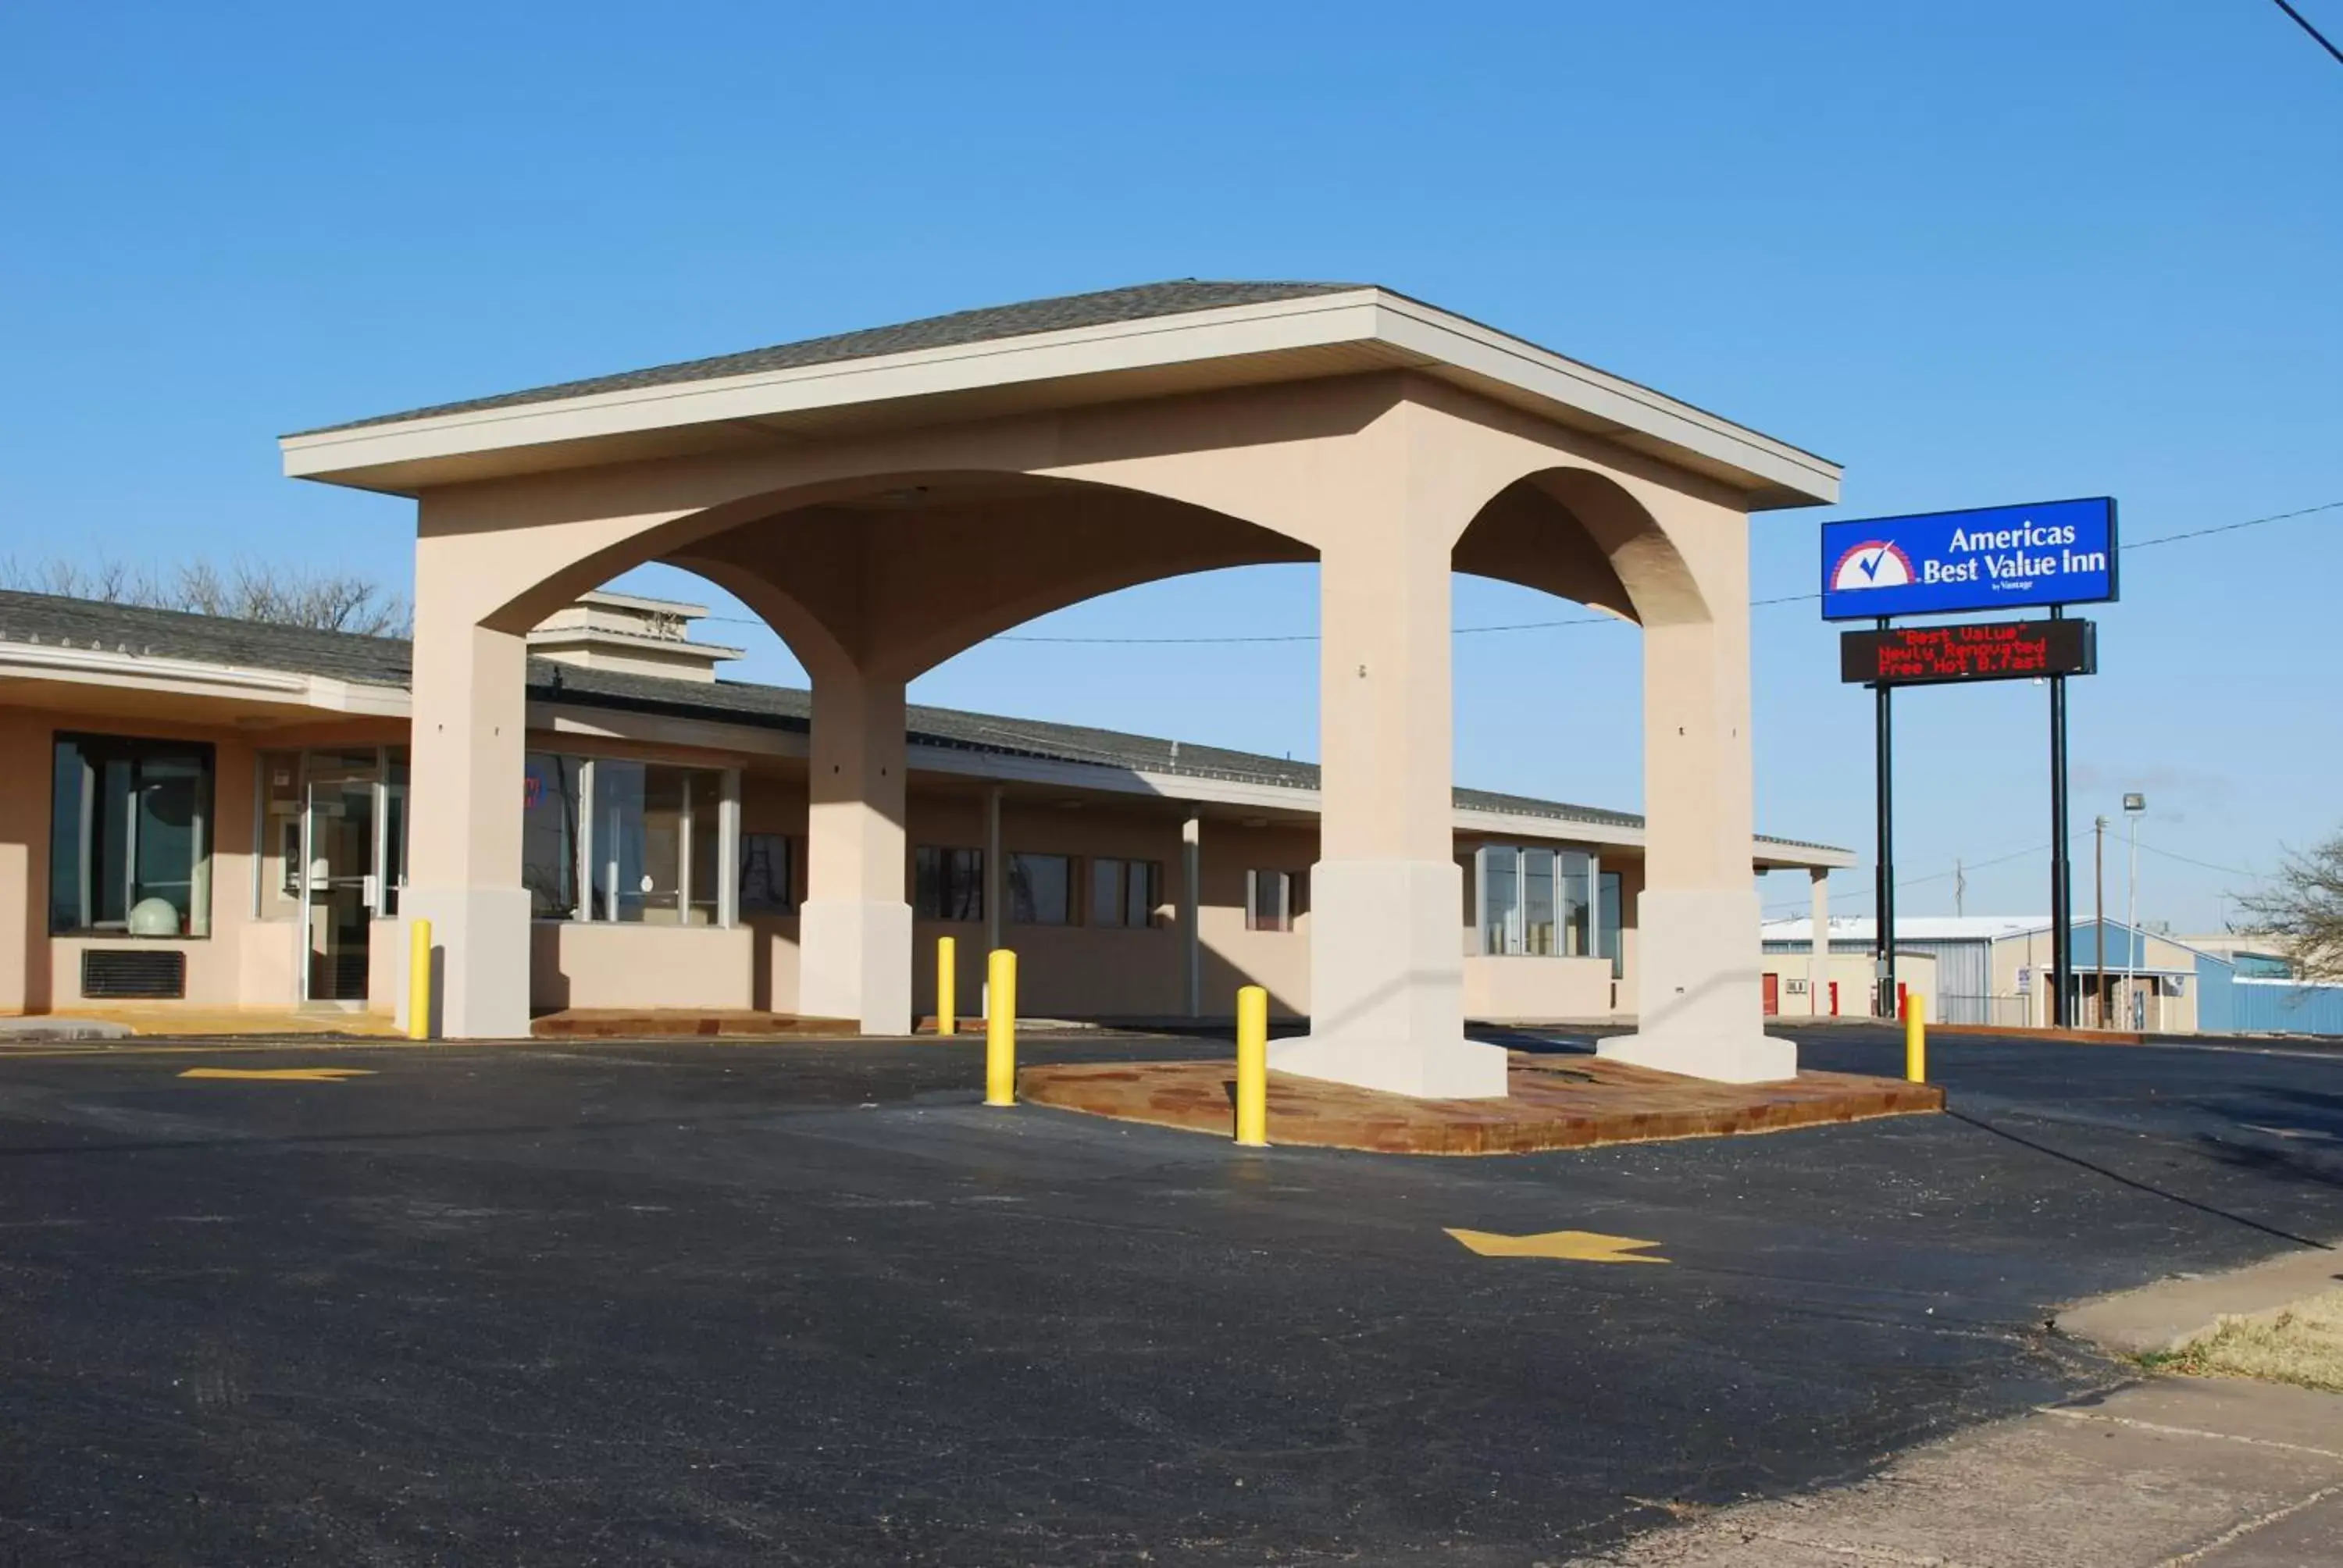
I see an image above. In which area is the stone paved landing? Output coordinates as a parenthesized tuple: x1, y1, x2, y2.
(1017, 1051, 1942, 1154)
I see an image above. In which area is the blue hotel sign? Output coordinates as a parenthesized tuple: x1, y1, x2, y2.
(1820, 497, 2117, 621)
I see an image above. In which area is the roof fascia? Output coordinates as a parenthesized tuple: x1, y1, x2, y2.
(0, 641, 410, 716)
(281, 289, 1838, 507)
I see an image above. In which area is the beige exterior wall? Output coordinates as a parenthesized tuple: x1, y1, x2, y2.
(530, 922, 757, 1011)
(0, 701, 381, 1014)
(1, 688, 1667, 1025)
(1462, 956, 1615, 1022)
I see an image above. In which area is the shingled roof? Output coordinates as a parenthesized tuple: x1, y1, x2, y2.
(294, 280, 1366, 437)
(0, 588, 1845, 850)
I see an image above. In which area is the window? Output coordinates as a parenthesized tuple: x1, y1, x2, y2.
(914, 846, 984, 921)
(739, 833, 797, 915)
(1478, 846, 1594, 957)
(1599, 871, 1623, 979)
(591, 761, 726, 925)
(1245, 868, 1305, 932)
(1009, 852, 1072, 925)
(1089, 858, 1161, 928)
(522, 754, 733, 925)
(50, 734, 215, 938)
(522, 753, 584, 919)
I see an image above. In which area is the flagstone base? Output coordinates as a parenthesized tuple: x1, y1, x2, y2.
(1015, 1051, 1941, 1156)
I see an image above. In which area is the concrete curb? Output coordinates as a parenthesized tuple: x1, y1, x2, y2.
(0, 1016, 134, 1043)
(2056, 1244, 2343, 1356)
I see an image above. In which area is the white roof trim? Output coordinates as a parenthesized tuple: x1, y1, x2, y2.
(281, 290, 1839, 505)
(0, 640, 411, 716)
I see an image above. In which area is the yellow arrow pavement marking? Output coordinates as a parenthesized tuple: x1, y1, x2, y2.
(1445, 1228, 1669, 1264)
(177, 1067, 376, 1083)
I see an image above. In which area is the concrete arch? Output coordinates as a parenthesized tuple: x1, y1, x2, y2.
(665, 477, 1314, 682)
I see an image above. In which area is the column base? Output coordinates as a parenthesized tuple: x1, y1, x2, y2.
(1272, 857, 1508, 1099)
(798, 898, 913, 1035)
(1271, 1032, 1510, 1099)
(399, 886, 532, 1040)
(1596, 1032, 1797, 1084)
(1599, 885, 1797, 1083)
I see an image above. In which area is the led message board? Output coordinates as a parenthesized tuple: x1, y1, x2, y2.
(1821, 497, 2117, 621)
(1840, 618, 2096, 687)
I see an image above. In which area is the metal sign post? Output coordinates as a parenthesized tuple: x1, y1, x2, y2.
(1874, 619, 1895, 1017)
(2049, 607, 2073, 1027)
(1824, 500, 2116, 1030)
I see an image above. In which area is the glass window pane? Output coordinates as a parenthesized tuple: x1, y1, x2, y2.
(49, 735, 212, 938)
(686, 770, 722, 925)
(1125, 861, 1154, 928)
(522, 753, 582, 920)
(914, 846, 983, 921)
(592, 760, 643, 921)
(949, 849, 984, 921)
(742, 832, 793, 914)
(1247, 868, 1287, 932)
(1522, 849, 1556, 956)
(1090, 858, 1124, 927)
(1599, 872, 1624, 980)
(1478, 846, 1518, 955)
(1560, 852, 1591, 957)
(1010, 853, 1070, 925)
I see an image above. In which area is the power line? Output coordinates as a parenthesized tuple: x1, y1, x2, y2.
(2271, 0, 2343, 66)
(2135, 839, 2268, 881)
(1763, 832, 2271, 915)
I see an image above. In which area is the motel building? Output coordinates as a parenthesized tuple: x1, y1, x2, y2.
(0, 282, 1855, 1096)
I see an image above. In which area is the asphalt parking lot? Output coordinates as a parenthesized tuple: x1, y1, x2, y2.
(1, 1027, 2337, 1566)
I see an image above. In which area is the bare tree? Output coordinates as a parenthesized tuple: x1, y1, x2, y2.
(0, 554, 409, 636)
(2236, 831, 2343, 983)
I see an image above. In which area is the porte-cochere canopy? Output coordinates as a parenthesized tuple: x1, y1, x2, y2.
(284, 282, 1842, 1095)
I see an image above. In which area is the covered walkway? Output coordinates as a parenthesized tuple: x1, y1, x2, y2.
(284, 282, 1842, 1092)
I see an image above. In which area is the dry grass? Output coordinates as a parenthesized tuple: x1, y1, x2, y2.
(2149, 1288, 2343, 1394)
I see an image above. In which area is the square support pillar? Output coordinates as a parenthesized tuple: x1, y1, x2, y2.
(1598, 601, 1796, 1083)
(405, 617, 532, 1039)
(1806, 868, 1829, 1016)
(798, 668, 912, 1035)
(1269, 536, 1508, 1099)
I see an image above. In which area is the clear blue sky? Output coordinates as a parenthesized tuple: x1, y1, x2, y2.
(4, 2, 2337, 931)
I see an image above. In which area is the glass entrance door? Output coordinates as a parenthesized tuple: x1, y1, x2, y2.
(301, 755, 380, 1003)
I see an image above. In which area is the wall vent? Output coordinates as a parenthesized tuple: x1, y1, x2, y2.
(81, 948, 186, 1000)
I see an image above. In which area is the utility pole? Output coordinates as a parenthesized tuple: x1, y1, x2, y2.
(1954, 857, 1966, 920)
(2094, 816, 2107, 1029)
(2124, 793, 2147, 1030)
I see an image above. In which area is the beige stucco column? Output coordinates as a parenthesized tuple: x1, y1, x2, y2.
(1267, 531, 1509, 1098)
(797, 665, 911, 1034)
(1598, 549, 1796, 1082)
(1807, 868, 1829, 1016)
(403, 609, 533, 1039)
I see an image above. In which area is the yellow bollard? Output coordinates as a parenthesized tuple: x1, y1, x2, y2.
(985, 948, 1017, 1106)
(406, 918, 433, 1042)
(1904, 990, 1927, 1083)
(1235, 984, 1268, 1147)
(936, 935, 957, 1037)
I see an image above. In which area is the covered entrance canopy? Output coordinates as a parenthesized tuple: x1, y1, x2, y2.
(283, 282, 1842, 1093)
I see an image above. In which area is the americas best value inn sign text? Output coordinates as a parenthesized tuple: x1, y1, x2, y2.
(1820, 497, 2117, 620)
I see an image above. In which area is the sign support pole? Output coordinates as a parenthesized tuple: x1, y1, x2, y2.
(2049, 606, 2073, 1028)
(1874, 617, 1895, 1018)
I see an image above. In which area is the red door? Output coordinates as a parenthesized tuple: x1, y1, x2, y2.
(1762, 972, 1781, 1016)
